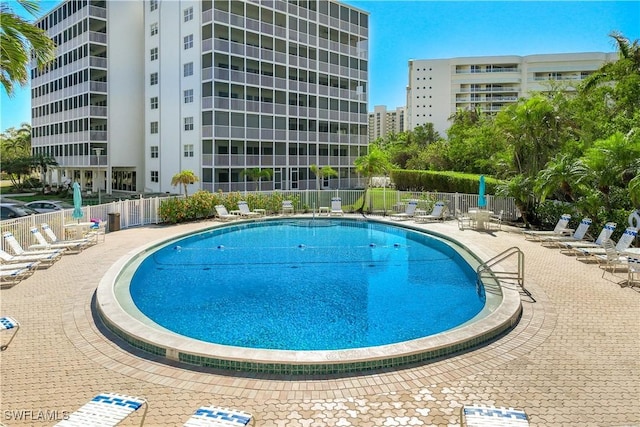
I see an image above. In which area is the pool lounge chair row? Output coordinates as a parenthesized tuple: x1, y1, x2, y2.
(215, 199, 346, 221)
(527, 214, 639, 279)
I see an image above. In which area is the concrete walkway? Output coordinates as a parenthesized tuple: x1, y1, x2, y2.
(0, 217, 638, 426)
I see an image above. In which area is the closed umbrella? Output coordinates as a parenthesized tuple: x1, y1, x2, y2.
(478, 175, 487, 208)
(72, 181, 84, 221)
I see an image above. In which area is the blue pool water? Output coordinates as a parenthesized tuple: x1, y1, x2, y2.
(129, 219, 484, 351)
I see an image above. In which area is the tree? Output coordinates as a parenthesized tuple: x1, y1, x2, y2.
(534, 154, 589, 203)
(309, 164, 337, 189)
(171, 170, 199, 197)
(1, 0, 56, 96)
(354, 146, 392, 213)
(31, 153, 58, 189)
(241, 167, 272, 190)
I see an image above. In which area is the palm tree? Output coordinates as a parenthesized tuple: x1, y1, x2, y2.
(31, 153, 58, 190)
(354, 146, 391, 213)
(583, 31, 640, 91)
(309, 164, 337, 190)
(534, 154, 589, 203)
(241, 167, 272, 190)
(171, 170, 199, 197)
(1, 0, 56, 96)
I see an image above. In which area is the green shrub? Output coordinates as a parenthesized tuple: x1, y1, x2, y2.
(390, 170, 500, 194)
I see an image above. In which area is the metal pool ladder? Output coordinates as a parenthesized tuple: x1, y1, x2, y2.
(476, 246, 534, 302)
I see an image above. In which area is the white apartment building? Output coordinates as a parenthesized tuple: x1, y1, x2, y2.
(406, 52, 618, 137)
(367, 105, 405, 142)
(31, 0, 144, 194)
(31, 0, 369, 195)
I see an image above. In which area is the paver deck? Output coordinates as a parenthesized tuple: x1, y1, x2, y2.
(1, 216, 638, 426)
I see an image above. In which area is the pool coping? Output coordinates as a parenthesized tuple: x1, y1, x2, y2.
(95, 217, 523, 375)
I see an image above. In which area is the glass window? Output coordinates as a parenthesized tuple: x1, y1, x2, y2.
(183, 34, 193, 50)
(184, 89, 193, 103)
(150, 22, 158, 36)
(150, 146, 158, 158)
(150, 121, 158, 134)
(150, 72, 158, 85)
(183, 62, 193, 77)
(150, 47, 158, 61)
(184, 6, 193, 22)
(150, 96, 158, 109)
(184, 117, 194, 131)
(150, 0, 158, 12)
(150, 170, 158, 182)
(183, 144, 194, 157)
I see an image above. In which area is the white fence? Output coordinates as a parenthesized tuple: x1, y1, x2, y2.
(0, 190, 516, 252)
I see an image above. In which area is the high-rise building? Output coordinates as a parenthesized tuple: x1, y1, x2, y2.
(406, 52, 617, 136)
(367, 105, 405, 142)
(31, 0, 369, 194)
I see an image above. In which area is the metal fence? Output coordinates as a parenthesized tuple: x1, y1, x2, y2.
(0, 191, 516, 252)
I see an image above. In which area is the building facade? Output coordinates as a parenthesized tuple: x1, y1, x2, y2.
(406, 52, 618, 136)
(367, 105, 405, 142)
(31, 0, 369, 194)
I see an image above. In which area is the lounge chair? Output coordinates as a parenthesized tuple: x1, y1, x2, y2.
(28, 227, 88, 253)
(576, 227, 638, 260)
(55, 393, 148, 426)
(489, 209, 504, 230)
(595, 238, 631, 276)
(627, 255, 640, 287)
(0, 266, 35, 287)
(414, 201, 447, 223)
(460, 404, 529, 426)
(523, 214, 572, 241)
(558, 222, 616, 255)
(539, 218, 592, 247)
(330, 197, 344, 216)
(235, 201, 261, 217)
(0, 316, 20, 351)
(0, 248, 62, 268)
(41, 223, 96, 246)
(2, 232, 66, 257)
(214, 205, 237, 221)
(391, 200, 419, 220)
(281, 200, 294, 215)
(183, 405, 254, 426)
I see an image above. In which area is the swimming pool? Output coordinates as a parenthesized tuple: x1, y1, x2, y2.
(97, 217, 523, 374)
(129, 219, 483, 351)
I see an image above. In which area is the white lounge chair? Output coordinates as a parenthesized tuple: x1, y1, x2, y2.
(576, 227, 638, 260)
(0, 248, 62, 267)
(330, 197, 344, 216)
(55, 393, 148, 426)
(29, 227, 88, 253)
(41, 223, 96, 246)
(0, 266, 34, 287)
(236, 201, 261, 217)
(461, 404, 529, 426)
(0, 316, 20, 351)
(391, 200, 419, 220)
(281, 200, 294, 215)
(183, 405, 254, 426)
(523, 214, 572, 241)
(558, 222, 616, 255)
(415, 201, 447, 223)
(214, 205, 237, 221)
(2, 232, 66, 257)
(540, 218, 592, 247)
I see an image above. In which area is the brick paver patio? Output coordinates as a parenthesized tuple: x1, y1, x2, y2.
(1, 217, 638, 426)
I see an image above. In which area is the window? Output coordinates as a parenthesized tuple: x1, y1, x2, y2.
(150, 47, 158, 61)
(183, 34, 193, 50)
(184, 6, 193, 22)
(150, 23, 158, 36)
(150, 72, 158, 85)
(150, 171, 158, 182)
(150, 146, 158, 158)
(150, 96, 158, 109)
(184, 117, 194, 131)
(184, 89, 193, 103)
(183, 144, 194, 157)
(183, 62, 193, 77)
(150, 121, 158, 134)
(150, 0, 158, 12)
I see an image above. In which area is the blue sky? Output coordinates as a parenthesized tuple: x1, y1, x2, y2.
(1, 0, 639, 131)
